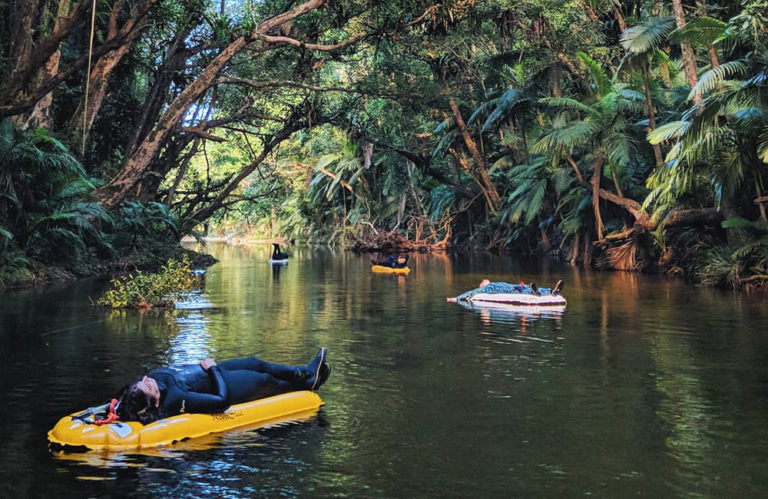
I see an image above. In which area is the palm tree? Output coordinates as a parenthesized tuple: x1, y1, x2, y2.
(534, 53, 646, 240)
(468, 64, 542, 165)
(647, 49, 768, 224)
(619, 16, 677, 167)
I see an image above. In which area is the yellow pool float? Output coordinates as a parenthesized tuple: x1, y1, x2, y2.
(371, 265, 411, 274)
(48, 390, 323, 450)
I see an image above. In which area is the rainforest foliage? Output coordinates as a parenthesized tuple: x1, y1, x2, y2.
(1, 0, 767, 290)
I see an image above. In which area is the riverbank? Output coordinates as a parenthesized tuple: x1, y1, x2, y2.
(0, 243, 216, 291)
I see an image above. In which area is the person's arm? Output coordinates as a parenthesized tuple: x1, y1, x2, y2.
(182, 362, 232, 414)
(454, 285, 482, 302)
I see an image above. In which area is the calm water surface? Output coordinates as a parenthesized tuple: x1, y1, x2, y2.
(1, 245, 768, 497)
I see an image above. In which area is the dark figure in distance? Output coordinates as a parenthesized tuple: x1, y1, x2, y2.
(272, 243, 289, 260)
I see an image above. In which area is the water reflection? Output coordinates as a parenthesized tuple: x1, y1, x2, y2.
(457, 300, 566, 324)
(2, 246, 768, 496)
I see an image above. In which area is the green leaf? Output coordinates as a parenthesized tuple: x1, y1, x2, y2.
(621, 17, 676, 54)
(647, 121, 691, 144)
(539, 97, 598, 116)
(669, 17, 728, 46)
(689, 60, 747, 98)
(576, 52, 612, 97)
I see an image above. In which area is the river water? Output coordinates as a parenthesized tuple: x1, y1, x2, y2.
(1, 245, 768, 497)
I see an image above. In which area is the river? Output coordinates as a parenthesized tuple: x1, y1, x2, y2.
(1, 245, 767, 497)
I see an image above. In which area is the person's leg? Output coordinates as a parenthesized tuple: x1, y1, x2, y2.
(220, 370, 297, 404)
(219, 349, 330, 391)
(218, 357, 307, 385)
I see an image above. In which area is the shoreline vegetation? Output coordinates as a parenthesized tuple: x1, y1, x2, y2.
(96, 255, 202, 310)
(2, 1, 768, 294)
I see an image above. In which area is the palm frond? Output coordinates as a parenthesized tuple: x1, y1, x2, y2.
(539, 97, 598, 116)
(434, 117, 455, 134)
(647, 121, 691, 144)
(758, 123, 768, 163)
(690, 60, 747, 98)
(576, 52, 612, 97)
(533, 121, 600, 152)
(621, 17, 676, 54)
(669, 16, 728, 47)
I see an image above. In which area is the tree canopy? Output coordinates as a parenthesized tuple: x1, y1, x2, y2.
(1, 0, 768, 290)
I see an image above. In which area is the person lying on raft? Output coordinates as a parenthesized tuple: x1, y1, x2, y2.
(115, 348, 331, 424)
(272, 243, 289, 260)
(370, 254, 409, 268)
(446, 279, 564, 302)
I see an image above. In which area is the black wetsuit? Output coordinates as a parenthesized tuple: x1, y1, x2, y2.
(148, 357, 306, 416)
(372, 255, 408, 268)
(272, 244, 289, 260)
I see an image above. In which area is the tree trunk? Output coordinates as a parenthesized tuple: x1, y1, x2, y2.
(550, 63, 562, 97)
(672, 0, 702, 108)
(7, 0, 43, 92)
(755, 173, 768, 222)
(72, 43, 132, 141)
(447, 95, 501, 211)
(699, 1, 720, 69)
(641, 60, 664, 166)
(591, 152, 605, 240)
(0, 0, 92, 116)
(124, 20, 198, 158)
(583, 231, 593, 266)
(7, 0, 42, 128)
(166, 138, 201, 205)
(540, 226, 552, 253)
(614, 5, 626, 32)
(570, 230, 580, 264)
(14, 0, 70, 130)
(95, 0, 327, 208)
(95, 35, 250, 207)
(610, 166, 624, 198)
(707, 45, 720, 68)
(598, 188, 653, 229)
(70, 0, 160, 144)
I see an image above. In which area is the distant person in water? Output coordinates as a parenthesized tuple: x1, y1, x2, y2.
(446, 279, 564, 302)
(371, 253, 409, 268)
(272, 243, 289, 260)
(114, 349, 331, 425)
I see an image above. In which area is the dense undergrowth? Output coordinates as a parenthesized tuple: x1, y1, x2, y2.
(0, 119, 198, 289)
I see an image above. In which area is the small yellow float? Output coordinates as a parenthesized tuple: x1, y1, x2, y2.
(48, 390, 323, 450)
(371, 265, 411, 275)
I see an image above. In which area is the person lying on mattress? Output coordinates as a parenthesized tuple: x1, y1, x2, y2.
(446, 279, 564, 302)
(115, 348, 331, 424)
(371, 254, 409, 268)
(272, 243, 289, 260)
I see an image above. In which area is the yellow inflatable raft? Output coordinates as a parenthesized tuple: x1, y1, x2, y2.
(48, 390, 323, 450)
(371, 265, 411, 274)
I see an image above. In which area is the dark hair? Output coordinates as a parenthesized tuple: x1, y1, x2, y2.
(116, 377, 166, 425)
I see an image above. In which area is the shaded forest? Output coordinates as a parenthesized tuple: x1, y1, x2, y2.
(1, 0, 767, 290)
